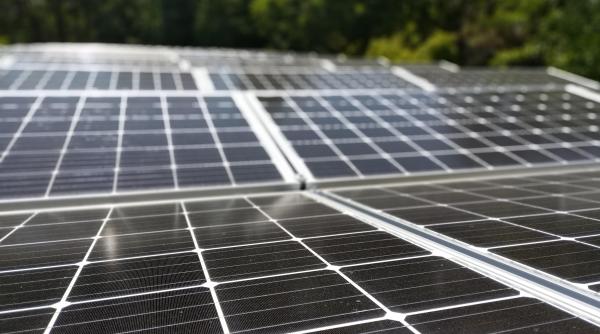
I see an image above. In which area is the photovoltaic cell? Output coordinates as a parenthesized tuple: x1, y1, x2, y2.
(0, 308, 56, 334)
(54, 288, 223, 333)
(215, 270, 384, 333)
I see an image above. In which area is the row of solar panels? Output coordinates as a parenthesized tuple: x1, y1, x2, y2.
(0, 66, 582, 91)
(0, 87, 600, 204)
(3, 44, 599, 91)
(2, 168, 600, 333)
(0, 44, 598, 205)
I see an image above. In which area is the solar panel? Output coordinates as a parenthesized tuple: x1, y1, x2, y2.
(330, 168, 600, 295)
(6, 44, 178, 68)
(252, 87, 600, 185)
(0, 66, 198, 91)
(209, 68, 416, 91)
(404, 66, 573, 89)
(0, 93, 296, 202)
(2, 192, 598, 333)
(1, 43, 600, 332)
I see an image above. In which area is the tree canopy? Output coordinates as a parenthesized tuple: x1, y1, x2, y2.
(1, 0, 598, 79)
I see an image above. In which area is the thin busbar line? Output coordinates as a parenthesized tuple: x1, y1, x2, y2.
(172, 72, 184, 91)
(196, 95, 236, 185)
(181, 202, 230, 334)
(42, 207, 114, 334)
(112, 95, 127, 193)
(34, 70, 54, 90)
(84, 71, 98, 90)
(8, 69, 31, 90)
(131, 70, 140, 91)
(45, 95, 87, 197)
(108, 68, 118, 90)
(159, 95, 180, 188)
(403, 294, 523, 316)
(59, 71, 76, 91)
(152, 70, 161, 90)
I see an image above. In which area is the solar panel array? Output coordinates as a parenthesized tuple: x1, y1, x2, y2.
(2, 193, 599, 333)
(1, 43, 600, 333)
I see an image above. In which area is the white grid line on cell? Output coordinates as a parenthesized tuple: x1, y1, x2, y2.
(43, 207, 113, 334)
(181, 202, 230, 334)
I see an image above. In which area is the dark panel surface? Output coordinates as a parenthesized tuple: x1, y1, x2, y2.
(342, 256, 517, 313)
(506, 213, 600, 237)
(407, 297, 600, 334)
(69, 253, 204, 301)
(88, 229, 194, 261)
(492, 240, 600, 283)
(0, 308, 55, 334)
(0, 239, 91, 271)
(194, 221, 290, 248)
(386, 205, 484, 225)
(101, 214, 188, 236)
(53, 287, 223, 333)
(187, 207, 269, 227)
(311, 320, 412, 334)
(203, 240, 324, 281)
(216, 270, 384, 333)
(429, 219, 557, 247)
(454, 200, 549, 219)
(304, 231, 430, 265)
(276, 214, 376, 237)
(1, 266, 75, 311)
(2, 220, 102, 245)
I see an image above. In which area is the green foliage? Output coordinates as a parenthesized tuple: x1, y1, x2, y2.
(0, 0, 598, 80)
(490, 44, 542, 66)
(366, 29, 457, 63)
